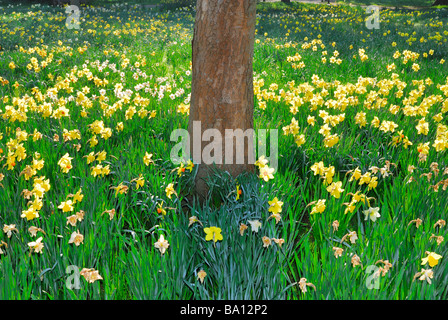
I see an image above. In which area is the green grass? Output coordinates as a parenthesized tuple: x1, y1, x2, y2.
(0, 1, 448, 300)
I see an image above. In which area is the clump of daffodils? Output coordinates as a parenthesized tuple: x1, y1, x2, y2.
(255, 155, 275, 182)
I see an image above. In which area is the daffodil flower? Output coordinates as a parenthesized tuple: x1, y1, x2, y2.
(58, 200, 74, 213)
(363, 207, 381, 222)
(248, 220, 262, 233)
(80, 268, 103, 283)
(259, 165, 275, 182)
(235, 184, 242, 200)
(197, 269, 207, 284)
(421, 251, 442, 268)
(204, 226, 223, 243)
(28, 237, 44, 254)
(310, 199, 326, 215)
(268, 197, 283, 215)
(154, 234, 170, 254)
(165, 183, 177, 199)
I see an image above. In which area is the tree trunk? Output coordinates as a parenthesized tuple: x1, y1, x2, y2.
(433, 0, 448, 5)
(189, 0, 256, 200)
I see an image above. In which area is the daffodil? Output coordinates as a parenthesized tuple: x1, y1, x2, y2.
(272, 238, 285, 247)
(359, 172, 372, 185)
(95, 151, 107, 163)
(186, 160, 194, 172)
(132, 175, 145, 189)
(268, 197, 283, 215)
(188, 216, 202, 227)
(343, 200, 356, 214)
(413, 269, 434, 284)
(197, 269, 207, 284)
(80, 268, 103, 283)
(348, 167, 362, 181)
(21, 207, 39, 221)
(58, 153, 73, 173)
(91, 164, 103, 177)
(239, 223, 248, 236)
(326, 181, 344, 198)
(28, 237, 44, 254)
(100, 207, 114, 219)
(204, 226, 223, 243)
(248, 220, 262, 233)
(235, 184, 242, 200)
(72, 188, 84, 204)
(28, 226, 45, 237)
(333, 246, 344, 258)
(156, 203, 167, 216)
(259, 165, 275, 182)
(332, 220, 339, 232)
(311, 161, 325, 176)
(58, 200, 74, 213)
(143, 152, 154, 166)
(165, 183, 177, 199)
(310, 199, 326, 215)
(323, 166, 335, 185)
(298, 278, 316, 294)
(0, 241, 7, 255)
(351, 254, 362, 267)
(421, 251, 442, 267)
(262, 236, 272, 248)
(154, 234, 170, 254)
(68, 230, 84, 246)
(67, 213, 79, 226)
(176, 163, 186, 177)
(363, 207, 381, 222)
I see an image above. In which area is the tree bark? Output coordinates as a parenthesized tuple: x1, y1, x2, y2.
(189, 0, 256, 200)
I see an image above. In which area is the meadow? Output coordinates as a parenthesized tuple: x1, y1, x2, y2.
(0, 0, 448, 300)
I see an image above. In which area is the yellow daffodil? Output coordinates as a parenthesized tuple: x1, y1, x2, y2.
(143, 152, 154, 166)
(421, 251, 442, 267)
(58, 200, 74, 213)
(255, 155, 269, 168)
(165, 183, 177, 199)
(58, 153, 73, 173)
(204, 226, 223, 243)
(326, 181, 344, 198)
(186, 160, 194, 172)
(268, 197, 283, 215)
(310, 199, 326, 215)
(259, 165, 275, 181)
(235, 184, 242, 200)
